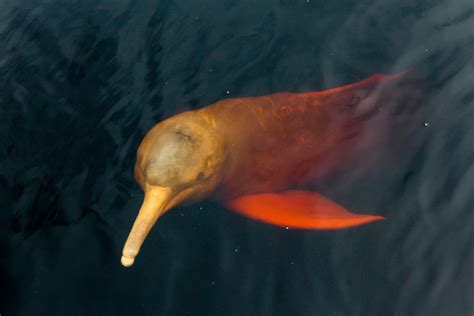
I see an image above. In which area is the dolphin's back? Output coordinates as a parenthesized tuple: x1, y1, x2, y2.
(205, 73, 407, 200)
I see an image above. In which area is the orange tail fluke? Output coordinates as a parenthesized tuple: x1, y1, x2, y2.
(225, 190, 384, 229)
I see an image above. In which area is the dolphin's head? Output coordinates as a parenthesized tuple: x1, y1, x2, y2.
(121, 110, 225, 267)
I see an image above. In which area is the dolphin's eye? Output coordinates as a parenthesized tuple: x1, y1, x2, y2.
(196, 171, 205, 181)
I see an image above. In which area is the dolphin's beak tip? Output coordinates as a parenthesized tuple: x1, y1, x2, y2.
(121, 255, 135, 267)
(121, 186, 173, 268)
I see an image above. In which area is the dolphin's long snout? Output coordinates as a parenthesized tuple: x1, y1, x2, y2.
(121, 186, 172, 267)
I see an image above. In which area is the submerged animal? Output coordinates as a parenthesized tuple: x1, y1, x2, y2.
(121, 73, 408, 267)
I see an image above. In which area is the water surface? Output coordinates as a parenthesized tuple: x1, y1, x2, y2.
(1, 0, 473, 315)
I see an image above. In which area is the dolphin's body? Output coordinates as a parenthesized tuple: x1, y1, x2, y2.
(122, 73, 407, 267)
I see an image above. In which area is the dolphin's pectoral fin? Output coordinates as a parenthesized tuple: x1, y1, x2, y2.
(224, 190, 384, 229)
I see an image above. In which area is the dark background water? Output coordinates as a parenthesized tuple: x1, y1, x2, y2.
(1, 0, 473, 315)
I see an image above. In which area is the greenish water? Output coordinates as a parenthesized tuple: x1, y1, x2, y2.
(1, 0, 473, 315)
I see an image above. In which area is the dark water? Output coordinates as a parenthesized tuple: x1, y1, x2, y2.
(1, 0, 473, 315)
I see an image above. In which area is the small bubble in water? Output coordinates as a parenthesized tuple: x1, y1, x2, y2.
(285, 226, 289, 230)
(234, 248, 239, 252)
(199, 206, 203, 210)
(424, 122, 430, 127)
(226, 90, 230, 94)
